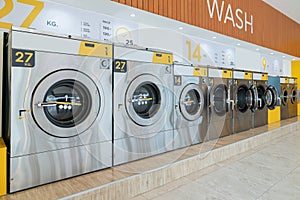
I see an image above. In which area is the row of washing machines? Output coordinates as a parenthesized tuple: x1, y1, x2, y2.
(0, 27, 297, 193)
(280, 77, 298, 120)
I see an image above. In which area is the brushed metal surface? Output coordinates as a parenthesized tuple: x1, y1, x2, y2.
(8, 30, 112, 192)
(173, 64, 207, 149)
(207, 77, 233, 140)
(233, 79, 252, 133)
(113, 46, 174, 165)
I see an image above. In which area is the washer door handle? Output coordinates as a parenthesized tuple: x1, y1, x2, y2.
(37, 101, 82, 107)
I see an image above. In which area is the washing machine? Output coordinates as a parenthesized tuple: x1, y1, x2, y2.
(233, 70, 258, 133)
(288, 77, 298, 118)
(280, 77, 290, 120)
(173, 64, 208, 149)
(3, 27, 113, 192)
(253, 73, 268, 128)
(113, 45, 174, 165)
(207, 67, 233, 140)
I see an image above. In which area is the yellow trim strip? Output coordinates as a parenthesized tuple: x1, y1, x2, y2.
(0, 138, 6, 196)
(244, 72, 253, 80)
(152, 52, 173, 65)
(79, 42, 112, 58)
(262, 74, 268, 80)
(222, 70, 232, 79)
(193, 67, 208, 77)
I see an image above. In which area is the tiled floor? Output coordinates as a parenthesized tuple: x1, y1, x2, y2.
(133, 130, 300, 200)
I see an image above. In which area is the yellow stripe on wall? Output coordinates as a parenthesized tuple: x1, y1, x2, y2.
(0, 138, 6, 196)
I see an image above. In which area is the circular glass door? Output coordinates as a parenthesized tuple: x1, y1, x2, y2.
(265, 86, 278, 110)
(179, 84, 204, 121)
(281, 88, 289, 106)
(236, 85, 252, 113)
(257, 85, 266, 110)
(126, 74, 165, 126)
(43, 79, 92, 128)
(290, 88, 297, 104)
(32, 70, 100, 138)
(211, 84, 228, 116)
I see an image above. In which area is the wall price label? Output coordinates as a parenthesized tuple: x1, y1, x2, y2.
(113, 60, 127, 73)
(12, 49, 35, 68)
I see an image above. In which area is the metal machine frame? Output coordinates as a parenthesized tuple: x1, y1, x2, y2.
(3, 27, 113, 192)
(280, 77, 290, 120)
(173, 64, 208, 149)
(233, 70, 257, 133)
(113, 45, 174, 165)
(207, 67, 233, 140)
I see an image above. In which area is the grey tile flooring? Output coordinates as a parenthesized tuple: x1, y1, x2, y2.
(135, 131, 300, 200)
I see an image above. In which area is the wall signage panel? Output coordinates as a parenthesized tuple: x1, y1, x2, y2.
(114, 0, 300, 58)
(260, 54, 283, 76)
(0, 0, 138, 45)
(183, 35, 235, 68)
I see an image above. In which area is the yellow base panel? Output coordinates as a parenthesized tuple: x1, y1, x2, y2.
(0, 138, 7, 196)
(268, 106, 281, 124)
(297, 104, 300, 116)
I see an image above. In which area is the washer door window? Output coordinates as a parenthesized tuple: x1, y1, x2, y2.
(249, 85, 258, 112)
(290, 88, 297, 104)
(126, 74, 165, 126)
(281, 88, 289, 106)
(236, 85, 252, 113)
(32, 70, 100, 138)
(179, 84, 204, 121)
(257, 85, 266, 110)
(265, 85, 278, 110)
(211, 84, 228, 116)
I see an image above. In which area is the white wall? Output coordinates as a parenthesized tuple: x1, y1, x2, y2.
(235, 47, 261, 71)
(282, 59, 292, 76)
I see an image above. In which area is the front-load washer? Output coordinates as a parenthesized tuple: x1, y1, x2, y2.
(173, 64, 208, 149)
(3, 27, 113, 192)
(233, 70, 258, 133)
(288, 77, 297, 118)
(253, 73, 268, 127)
(113, 45, 174, 165)
(280, 77, 290, 120)
(207, 67, 234, 140)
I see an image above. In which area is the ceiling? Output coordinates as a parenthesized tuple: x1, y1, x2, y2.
(263, 0, 300, 24)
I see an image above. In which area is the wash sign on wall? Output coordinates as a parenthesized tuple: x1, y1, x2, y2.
(206, 0, 254, 34)
(0, 0, 138, 44)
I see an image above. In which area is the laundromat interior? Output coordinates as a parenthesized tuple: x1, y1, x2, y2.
(1, 0, 300, 199)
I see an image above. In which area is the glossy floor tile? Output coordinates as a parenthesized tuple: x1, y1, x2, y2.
(135, 130, 300, 200)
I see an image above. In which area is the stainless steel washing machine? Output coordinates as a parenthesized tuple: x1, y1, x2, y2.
(253, 73, 279, 127)
(113, 45, 174, 165)
(288, 77, 298, 118)
(3, 27, 113, 192)
(233, 70, 257, 133)
(280, 77, 290, 120)
(173, 64, 208, 149)
(207, 67, 233, 140)
(253, 73, 268, 127)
